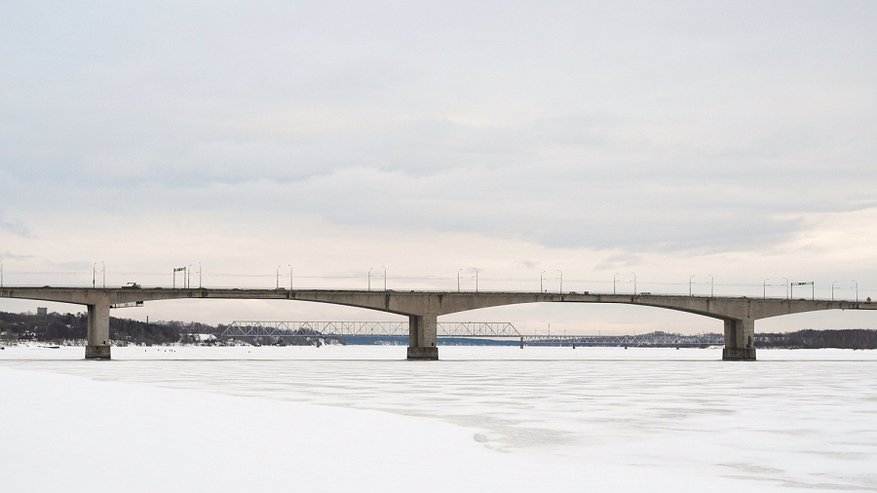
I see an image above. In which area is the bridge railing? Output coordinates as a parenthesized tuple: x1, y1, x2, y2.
(0, 269, 870, 303)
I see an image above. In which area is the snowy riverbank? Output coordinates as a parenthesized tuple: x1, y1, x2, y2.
(3, 346, 876, 492)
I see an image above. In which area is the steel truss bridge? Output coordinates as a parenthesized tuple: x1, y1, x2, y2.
(222, 320, 521, 339)
(222, 321, 723, 347)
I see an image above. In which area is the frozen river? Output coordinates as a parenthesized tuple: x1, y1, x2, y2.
(2, 345, 876, 492)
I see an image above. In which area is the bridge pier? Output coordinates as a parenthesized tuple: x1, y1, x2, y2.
(407, 314, 438, 360)
(722, 318, 756, 361)
(85, 302, 111, 360)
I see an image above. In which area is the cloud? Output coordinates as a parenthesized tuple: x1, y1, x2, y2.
(1, 1, 876, 331)
(596, 254, 644, 272)
(514, 260, 541, 270)
(0, 213, 29, 237)
(0, 157, 849, 254)
(0, 251, 33, 260)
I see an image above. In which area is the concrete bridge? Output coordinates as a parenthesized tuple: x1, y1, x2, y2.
(1, 286, 874, 360)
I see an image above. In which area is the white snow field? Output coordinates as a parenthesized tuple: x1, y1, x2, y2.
(2, 346, 876, 492)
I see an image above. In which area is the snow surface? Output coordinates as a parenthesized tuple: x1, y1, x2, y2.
(2, 346, 876, 492)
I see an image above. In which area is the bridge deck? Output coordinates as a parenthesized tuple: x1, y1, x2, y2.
(2, 286, 873, 361)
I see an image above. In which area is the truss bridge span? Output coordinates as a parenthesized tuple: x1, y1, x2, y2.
(223, 320, 521, 340)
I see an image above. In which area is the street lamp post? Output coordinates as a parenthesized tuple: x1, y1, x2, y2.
(101, 261, 106, 288)
(557, 269, 563, 294)
(541, 271, 545, 293)
(289, 265, 293, 290)
(782, 277, 789, 300)
(630, 272, 637, 295)
(93, 263, 96, 288)
(198, 262, 202, 288)
(275, 265, 280, 289)
(475, 268, 479, 293)
(382, 266, 387, 291)
(457, 268, 462, 293)
(368, 267, 373, 291)
(763, 279, 770, 299)
(832, 280, 838, 301)
(852, 280, 858, 302)
(689, 275, 695, 297)
(708, 274, 714, 297)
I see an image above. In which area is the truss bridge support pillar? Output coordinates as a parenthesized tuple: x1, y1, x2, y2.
(722, 317, 756, 361)
(85, 301, 111, 360)
(407, 314, 438, 360)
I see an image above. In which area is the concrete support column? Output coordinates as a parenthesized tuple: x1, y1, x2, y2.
(85, 302, 111, 360)
(407, 314, 438, 360)
(722, 317, 756, 361)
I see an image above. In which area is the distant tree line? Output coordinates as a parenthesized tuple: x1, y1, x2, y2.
(0, 311, 322, 346)
(755, 329, 877, 349)
(0, 310, 202, 345)
(2, 310, 877, 349)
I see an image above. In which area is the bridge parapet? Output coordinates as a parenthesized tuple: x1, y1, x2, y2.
(2, 287, 872, 317)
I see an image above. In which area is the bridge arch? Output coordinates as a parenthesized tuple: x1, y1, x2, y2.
(438, 301, 726, 335)
(2, 287, 873, 360)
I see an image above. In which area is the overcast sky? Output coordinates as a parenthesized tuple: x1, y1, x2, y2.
(2, 1, 876, 334)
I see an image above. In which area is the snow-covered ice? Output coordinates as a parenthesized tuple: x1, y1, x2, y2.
(2, 345, 876, 492)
